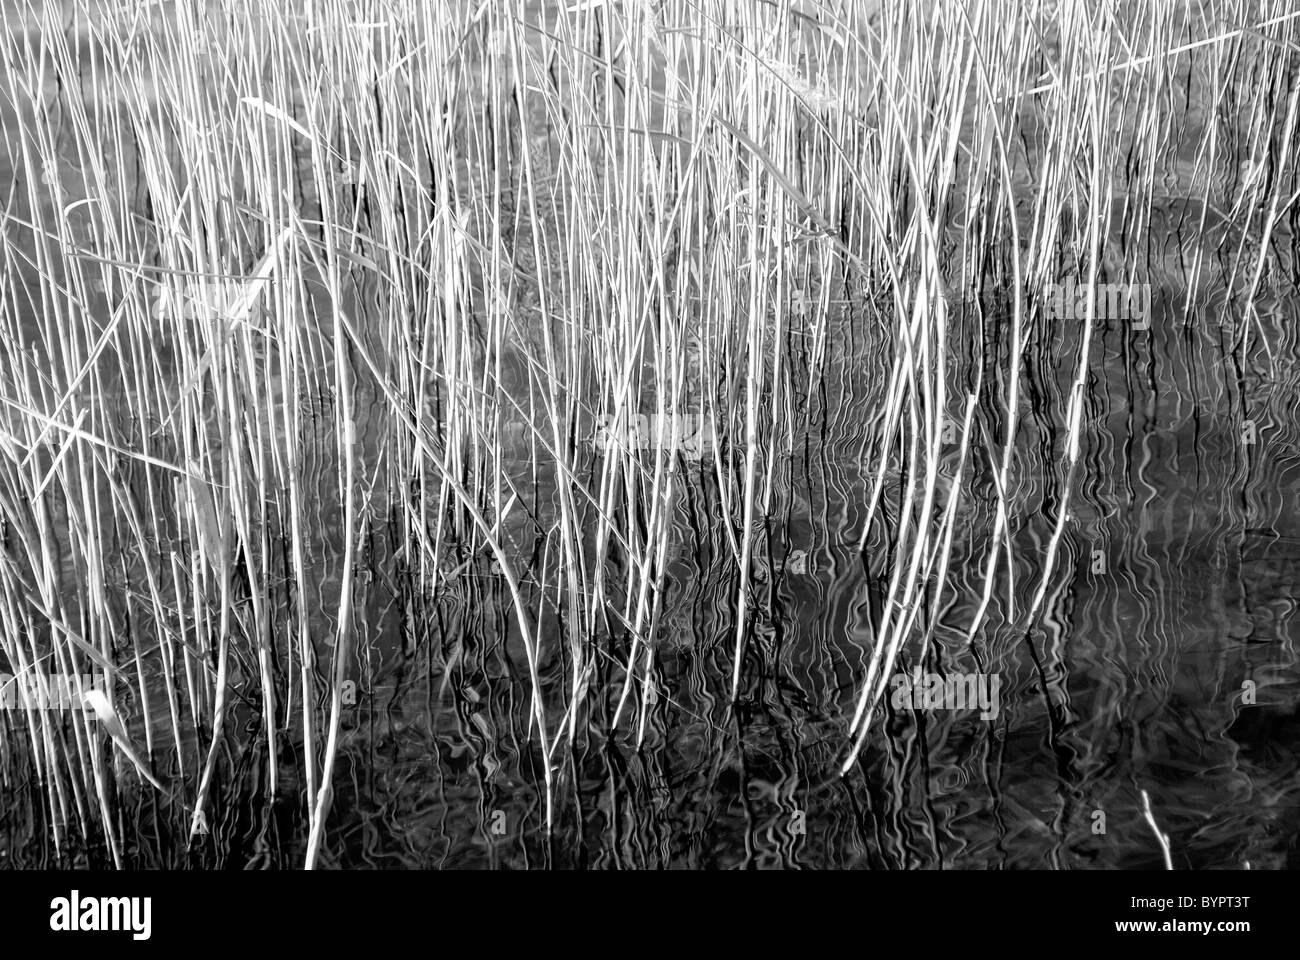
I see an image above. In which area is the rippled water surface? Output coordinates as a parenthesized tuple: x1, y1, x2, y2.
(2, 0, 1299, 870)
(246, 288, 1300, 871)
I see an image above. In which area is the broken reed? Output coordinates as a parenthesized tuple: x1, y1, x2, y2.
(0, 0, 1295, 864)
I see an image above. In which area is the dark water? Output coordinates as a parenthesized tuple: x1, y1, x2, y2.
(2, 2, 1300, 870)
(196, 286, 1299, 872)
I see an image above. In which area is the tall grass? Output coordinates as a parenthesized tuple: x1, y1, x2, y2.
(0, 0, 1296, 865)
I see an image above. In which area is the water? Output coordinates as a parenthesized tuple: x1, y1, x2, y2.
(2, 1, 1300, 869)
(262, 290, 1300, 871)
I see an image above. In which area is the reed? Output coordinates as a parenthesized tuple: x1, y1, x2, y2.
(0, 0, 1295, 866)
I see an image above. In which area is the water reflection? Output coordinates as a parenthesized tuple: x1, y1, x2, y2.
(3, 3, 1300, 871)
